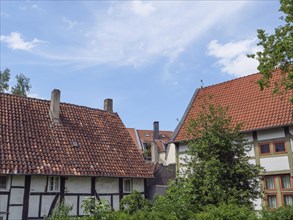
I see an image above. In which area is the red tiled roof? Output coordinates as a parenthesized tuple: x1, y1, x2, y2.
(0, 93, 153, 178)
(137, 130, 172, 152)
(173, 69, 293, 142)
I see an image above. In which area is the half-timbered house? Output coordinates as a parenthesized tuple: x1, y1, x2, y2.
(0, 89, 153, 220)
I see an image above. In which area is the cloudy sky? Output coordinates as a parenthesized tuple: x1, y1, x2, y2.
(0, 1, 282, 131)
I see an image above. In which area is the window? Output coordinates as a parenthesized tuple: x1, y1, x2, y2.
(267, 195, 277, 208)
(274, 142, 285, 153)
(123, 179, 132, 193)
(284, 195, 293, 206)
(0, 216, 3, 220)
(260, 144, 270, 154)
(48, 176, 59, 191)
(281, 175, 291, 189)
(265, 176, 275, 189)
(0, 176, 7, 189)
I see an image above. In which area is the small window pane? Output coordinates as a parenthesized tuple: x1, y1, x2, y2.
(267, 195, 277, 208)
(124, 179, 131, 192)
(260, 144, 270, 154)
(275, 143, 285, 152)
(284, 195, 293, 206)
(282, 175, 291, 189)
(0, 176, 6, 189)
(265, 176, 275, 189)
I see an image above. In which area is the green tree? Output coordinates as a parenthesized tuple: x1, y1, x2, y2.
(0, 68, 32, 96)
(10, 73, 32, 96)
(0, 68, 10, 93)
(248, 0, 293, 101)
(185, 101, 262, 210)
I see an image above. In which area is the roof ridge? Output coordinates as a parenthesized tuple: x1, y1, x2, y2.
(0, 92, 116, 115)
(201, 71, 260, 90)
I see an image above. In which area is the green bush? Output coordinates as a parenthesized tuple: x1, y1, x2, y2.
(262, 206, 293, 220)
(45, 201, 73, 220)
(81, 196, 112, 220)
(120, 190, 151, 214)
(191, 203, 258, 220)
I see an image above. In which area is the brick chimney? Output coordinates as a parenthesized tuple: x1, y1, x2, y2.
(104, 98, 113, 113)
(49, 89, 60, 123)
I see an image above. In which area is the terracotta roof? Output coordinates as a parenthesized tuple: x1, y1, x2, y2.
(137, 130, 172, 152)
(0, 93, 153, 178)
(127, 128, 142, 150)
(173, 69, 293, 142)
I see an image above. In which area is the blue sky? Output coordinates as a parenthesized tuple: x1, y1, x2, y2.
(0, 0, 282, 131)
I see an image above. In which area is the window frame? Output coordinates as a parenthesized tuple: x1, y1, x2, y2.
(48, 176, 60, 192)
(282, 193, 293, 206)
(280, 174, 293, 190)
(273, 142, 286, 154)
(264, 175, 276, 191)
(259, 143, 271, 155)
(266, 194, 278, 209)
(123, 178, 133, 193)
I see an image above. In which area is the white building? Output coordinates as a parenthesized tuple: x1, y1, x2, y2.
(168, 69, 293, 210)
(0, 90, 153, 220)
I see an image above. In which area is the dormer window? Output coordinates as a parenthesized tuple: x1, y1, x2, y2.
(145, 134, 150, 137)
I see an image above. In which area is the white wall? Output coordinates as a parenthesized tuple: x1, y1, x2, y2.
(30, 176, 47, 192)
(257, 128, 285, 141)
(96, 177, 119, 194)
(260, 156, 290, 172)
(166, 143, 176, 164)
(66, 177, 91, 193)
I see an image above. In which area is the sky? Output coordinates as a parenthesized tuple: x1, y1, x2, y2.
(0, 0, 283, 131)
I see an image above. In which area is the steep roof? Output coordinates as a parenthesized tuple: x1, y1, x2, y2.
(0, 93, 153, 178)
(172, 69, 293, 142)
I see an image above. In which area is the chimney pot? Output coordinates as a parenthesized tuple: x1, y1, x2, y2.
(104, 98, 113, 113)
(49, 89, 60, 123)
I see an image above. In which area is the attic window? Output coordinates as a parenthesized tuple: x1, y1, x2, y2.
(72, 141, 79, 148)
(145, 134, 150, 137)
(161, 134, 166, 138)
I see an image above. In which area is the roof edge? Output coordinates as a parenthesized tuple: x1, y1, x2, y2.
(170, 88, 200, 142)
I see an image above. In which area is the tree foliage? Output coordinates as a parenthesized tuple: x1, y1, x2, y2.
(248, 0, 293, 101)
(0, 68, 31, 96)
(185, 101, 262, 210)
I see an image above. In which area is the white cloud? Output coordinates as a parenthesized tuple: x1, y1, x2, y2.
(207, 38, 260, 77)
(0, 32, 45, 51)
(62, 17, 78, 29)
(131, 1, 155, 16)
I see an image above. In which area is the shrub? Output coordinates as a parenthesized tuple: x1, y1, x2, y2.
(262, 206, 293, 220)
(81, 196, 112, 220)
(120, 190, 151, 214)
(45, 201, 73, 220)
(191, 203, 258, 220)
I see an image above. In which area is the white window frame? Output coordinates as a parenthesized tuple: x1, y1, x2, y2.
(48, 176, 60, 192)
(0, 176, 8, 190)
(123, 178, 132, 193)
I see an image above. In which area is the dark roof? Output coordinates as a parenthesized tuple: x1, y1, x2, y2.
(0, 93, 153, 178)
(172, 69, 293, 142)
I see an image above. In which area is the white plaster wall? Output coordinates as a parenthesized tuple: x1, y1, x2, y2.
(248, 159, 256, 165)
(257, 128, 285, 141)
(30, 176, 47, 192)
(66, 177, 91, 194)
(8, 206, 22, 220)
(253, 198, 262, 210)
(289, 126, 293, 135)
(99, 195, 111, 206)
(243, 132, 253, 142)
(179, 144, 188, 153)
(260, 156, 290, 172)
(246, 144, 255, 157)
(113, 195, 120, 210)
(28, 196, 39, 217)
(10, 188, 24, 204)
(159, 152, 166, 164)
(41, 195, 55, 217)
(79, 196, 89, 215)
(166, 143, 176, 164)
(133, 179, 144, 192)
(64, 196, 78, 216)
(0, 195, 8, 213)
(11, 175, 25, 186)
(96, 178, 119, 194)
